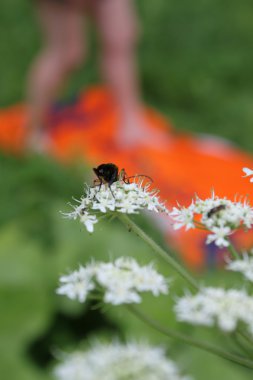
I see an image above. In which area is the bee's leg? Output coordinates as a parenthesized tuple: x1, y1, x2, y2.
(125, 174, 153, 183)
(93, 178, 100, 186)
(92, 178, 103, 201)
(108, 180, 116, 198)
(98, 179, 103, 191)
(109, 186, 115, 198)
(93, 178, 103, 191)
(123, 174, 135, 184)
(124, 174, 131, 185)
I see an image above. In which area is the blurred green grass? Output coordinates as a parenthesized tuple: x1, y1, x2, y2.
(1, 1, 253, 379)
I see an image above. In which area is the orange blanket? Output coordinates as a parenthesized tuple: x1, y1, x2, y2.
(1, 87, 253, 268)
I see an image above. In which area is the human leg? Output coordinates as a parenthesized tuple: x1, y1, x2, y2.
(91, 0, 169, 149)
(26, 0, 86, 151)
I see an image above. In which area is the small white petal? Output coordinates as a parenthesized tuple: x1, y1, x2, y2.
(226, 252, 253, 282)
(242, 167, 253, 177)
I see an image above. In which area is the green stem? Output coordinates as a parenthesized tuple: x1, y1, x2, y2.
(118, 214, 199, 291)
(227, 242, 240, 260)
(238, 329, 253, 347)
(128, 305, 253, 369)
(97, 214, 111, 222)
(232, 332, 253, 359)
(193, 220, 208, 231)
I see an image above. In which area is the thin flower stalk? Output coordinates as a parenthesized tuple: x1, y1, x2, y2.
(231, 332, 253, 359)
(127, 305, 253, 369)
(238, 329, 253, 347)
(118, 213, 199, 291)
(227, 242, 241, 260)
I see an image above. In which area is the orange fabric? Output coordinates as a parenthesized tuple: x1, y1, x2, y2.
(1, 86, 253, 269)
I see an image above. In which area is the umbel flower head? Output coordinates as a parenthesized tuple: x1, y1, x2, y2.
(174, 287, 253, 334)
(226, 251, 253, 282)
(169, 192, 253, 247)
(56, 257, 169, 305)
(54, 340, 192, 380)
(63, 179, 168, 233)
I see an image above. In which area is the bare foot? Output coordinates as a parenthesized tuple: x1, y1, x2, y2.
(115, 112, 171, 150)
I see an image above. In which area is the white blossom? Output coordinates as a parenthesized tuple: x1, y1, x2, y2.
(79, 212, 98, 233)
(226, 252, 253, 282)
(62, 197, 98, 233)
(54, 340, 192, 380)
(169, 205, 195, 231)
(56, 257, 169, 305)
(206, 225, 231, 247)
(56, 264, 96, 302)
(175, 287, 253, 334)
(63, 180, 168, 232)
(169, 193, 253, 247)
(242, 167, 253, 182)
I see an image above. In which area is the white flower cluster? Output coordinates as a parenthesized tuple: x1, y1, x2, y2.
(54, 341, 191, 380)
(226, 252, 253, 282)
(169, 192, 253, 247)
(56, 257, 169, 305)
(175, 287, 253, 334)
(64, 181, 168, 232)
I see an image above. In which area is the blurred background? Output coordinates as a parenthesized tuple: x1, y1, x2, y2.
(1, 0, 253, 379)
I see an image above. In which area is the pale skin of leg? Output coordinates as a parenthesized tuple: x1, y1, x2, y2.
(91, 0, 169, 149)
(26, 0, 85, 151)
(26, 0, 169, 152)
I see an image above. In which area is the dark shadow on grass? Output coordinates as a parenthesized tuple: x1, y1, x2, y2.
(27, 303, 120, 368)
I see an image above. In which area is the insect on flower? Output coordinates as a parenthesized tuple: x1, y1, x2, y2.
(207, 205, 226, 218)
(93, 163, 153, 197)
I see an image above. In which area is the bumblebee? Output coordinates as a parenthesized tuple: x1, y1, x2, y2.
(207, 205, 226, 218)
(93, 163, 152, 196)
(93, 163, 121, 188)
